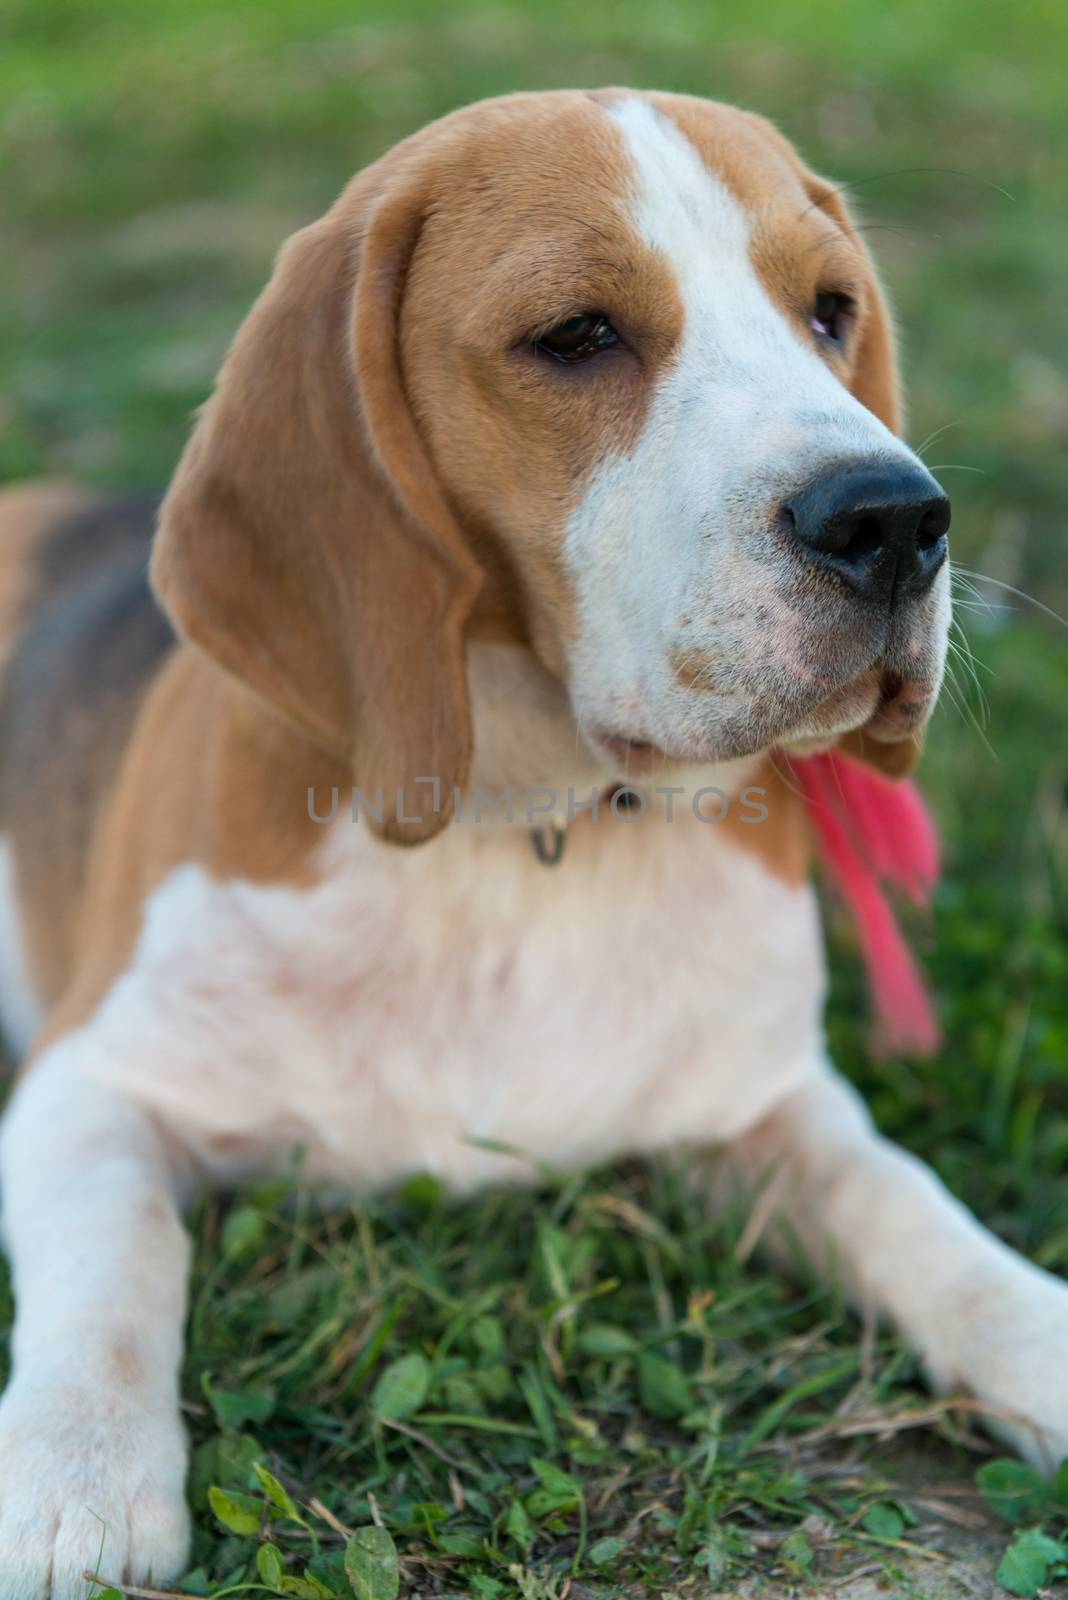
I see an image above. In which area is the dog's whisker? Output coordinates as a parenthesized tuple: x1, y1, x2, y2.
(950, 575, 1011, 624)
(913, 420, 963, 459)
(946, 625, 992, 726)
(940, 662, 998, 758)
(809, 221, 939, 253)
(953, 567, 1068, 630)
(795, 165, 1016, 225)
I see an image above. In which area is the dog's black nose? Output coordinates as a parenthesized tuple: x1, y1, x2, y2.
(783, 461, 950, 605)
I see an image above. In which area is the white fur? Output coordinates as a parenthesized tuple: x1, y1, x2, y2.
(563, 98, 950, 761)
(52, 763, 825, 1190)
(0, 1064, 190, 1596)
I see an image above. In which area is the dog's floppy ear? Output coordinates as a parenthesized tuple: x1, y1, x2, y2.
(804, 175, 922, 779)
(152, 158, 482, 843)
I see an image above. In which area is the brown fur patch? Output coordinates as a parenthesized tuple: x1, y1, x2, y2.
(401, 92, 685, 676)
(721, 754, 809, 888)
(152, 90, 688, 837)
(670, 646, 719, 695)
(33, 651, 349, 1053)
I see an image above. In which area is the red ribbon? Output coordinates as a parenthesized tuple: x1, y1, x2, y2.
(790, 751, 940, 1056)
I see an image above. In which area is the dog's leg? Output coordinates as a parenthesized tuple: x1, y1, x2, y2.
(712, 1063, 1068, 1471)
(0, 1039, 191, 1598)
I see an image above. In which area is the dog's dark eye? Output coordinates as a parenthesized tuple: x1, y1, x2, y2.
(810, 290, 852, 346)
(534, 314, 619, 364)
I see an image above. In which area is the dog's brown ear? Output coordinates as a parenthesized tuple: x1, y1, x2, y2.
(152, 161, 481, 843)
(803, 176, 922, 780)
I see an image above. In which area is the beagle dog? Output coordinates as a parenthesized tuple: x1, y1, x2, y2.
(0, 88, 1065, 1596)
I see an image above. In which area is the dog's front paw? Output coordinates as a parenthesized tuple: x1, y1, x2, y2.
(0, 1375, 190, 1600)
(926, 1266, 1068, 1474)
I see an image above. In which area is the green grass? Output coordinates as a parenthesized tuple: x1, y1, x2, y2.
(2, 0, 1068, 1594)
(158, 1161, 1000, 1598)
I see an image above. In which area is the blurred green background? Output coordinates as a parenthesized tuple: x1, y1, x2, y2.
(2, 1, 1068, 1590)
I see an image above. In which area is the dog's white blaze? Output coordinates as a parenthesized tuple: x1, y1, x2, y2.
(563, 98, 926, 754)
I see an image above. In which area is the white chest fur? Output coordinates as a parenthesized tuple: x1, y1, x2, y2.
(70, 800, 827, 1191)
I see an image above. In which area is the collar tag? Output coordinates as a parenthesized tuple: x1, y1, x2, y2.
(530, 825, 566, 867)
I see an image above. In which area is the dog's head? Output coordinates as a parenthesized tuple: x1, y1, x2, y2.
(154, 89, 950, 838)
